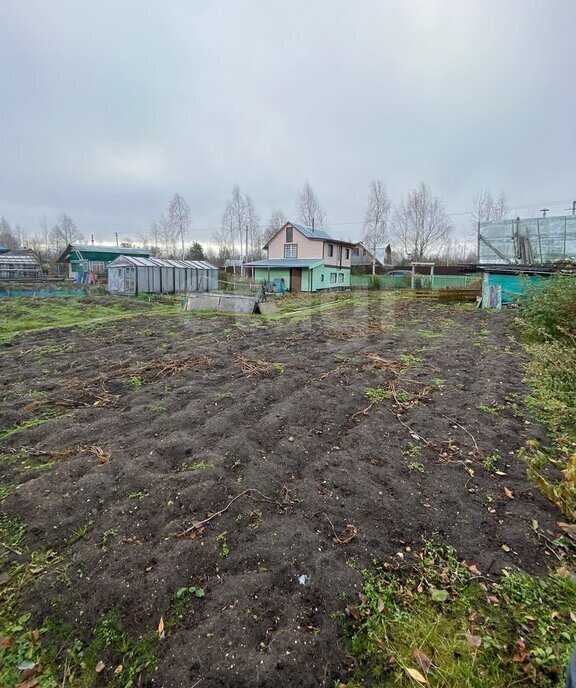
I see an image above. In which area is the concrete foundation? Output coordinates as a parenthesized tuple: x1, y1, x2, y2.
(185, 293, 258, 314)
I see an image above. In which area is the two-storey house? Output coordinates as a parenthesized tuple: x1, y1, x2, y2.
(246, 222, 354, 292)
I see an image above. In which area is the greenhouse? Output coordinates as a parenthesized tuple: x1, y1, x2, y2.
(0, 254, 43, 280)
(107, 256, 218, 295)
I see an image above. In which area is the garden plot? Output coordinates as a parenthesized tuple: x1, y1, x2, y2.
(0, 294, 570, 687)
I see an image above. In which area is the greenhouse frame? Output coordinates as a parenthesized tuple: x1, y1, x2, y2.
(0, 254, 43, 280)
(107, 256, 218, 295)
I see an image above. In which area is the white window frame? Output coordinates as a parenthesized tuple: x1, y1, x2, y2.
(330, 272, 337, 283)
(338, 273, 344, 283)
(284, 243, 298, 258)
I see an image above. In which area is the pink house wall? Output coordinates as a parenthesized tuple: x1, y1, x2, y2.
(266, 224, 352, 268)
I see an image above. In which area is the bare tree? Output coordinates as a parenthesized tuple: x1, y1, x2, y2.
(50, 213, 84, 251)
(296, 181, 326, 229)
(168, 193, 191, 258)
(245, 195, 263, 262)
(392, 182, 452, 262)
(0, 217, 19, 250)
(363, 179, 391, 273)
(221, 186, 248, 273)
(470, 189, 508, 260)
(265, 209, 287, 244)
(471, 189, 508, 227)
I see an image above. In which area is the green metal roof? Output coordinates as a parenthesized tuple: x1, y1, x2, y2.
(57, 244, 150, 262)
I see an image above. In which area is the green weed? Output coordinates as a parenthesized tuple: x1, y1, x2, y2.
(482, 453, 502, 473)
(217, 531, 229, 558)
(126, 376, 144, 389)
(344, 542, 576, 687)
(407, 461, 424, 473)
(478, 402, 499, 415)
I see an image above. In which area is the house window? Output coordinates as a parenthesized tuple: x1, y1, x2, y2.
(286, 226, 293, 242)
(320, 274, 324, 282)
(328, 244, 334, 257)
(345, 248, 350, 259)
(91, 262, 105, 272)
(330, 273, 337, 283)
(338, 273, 344, 283)
(284, 243, 298, 258)
(353, 247, 359, 256)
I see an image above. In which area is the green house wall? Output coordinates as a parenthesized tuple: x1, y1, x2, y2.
(254, 266, 350, 292)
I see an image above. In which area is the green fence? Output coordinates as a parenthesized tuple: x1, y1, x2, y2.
(351, 274, 481, 290)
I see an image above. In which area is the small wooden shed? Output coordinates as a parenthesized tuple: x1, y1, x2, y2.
(107, 256, 218, 296)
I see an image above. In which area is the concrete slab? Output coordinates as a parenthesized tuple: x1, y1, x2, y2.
(257, 300, 277, 314)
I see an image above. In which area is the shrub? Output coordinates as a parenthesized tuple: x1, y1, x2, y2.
(367, 274, 382, 290)
(519, 273, 576, 341)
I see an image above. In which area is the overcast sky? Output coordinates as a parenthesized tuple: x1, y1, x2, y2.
(1, 0, 575, 246)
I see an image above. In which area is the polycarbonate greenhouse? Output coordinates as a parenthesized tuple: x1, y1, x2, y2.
(0, 254, 43, 280)
(107, 256, 218, 295)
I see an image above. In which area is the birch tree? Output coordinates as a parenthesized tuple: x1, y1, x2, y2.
(296, 181, 326, 229)
(392, 182, 452, 262)
(363, 180, 391, 273)
(168, 193, 191, 258)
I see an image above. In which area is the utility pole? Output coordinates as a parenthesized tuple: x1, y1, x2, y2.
(564, 201, 576, 216)
(115, 232, 119, 247)
(91, 234, 94, 245)
(540, 208, 549, 218)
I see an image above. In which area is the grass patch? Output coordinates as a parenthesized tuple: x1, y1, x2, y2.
(518, 274, 576, 518)
(0, 296, 178, 342)
(344, 542, 576, 687)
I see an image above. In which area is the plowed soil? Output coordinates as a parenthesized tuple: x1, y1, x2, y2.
(0, 294, 563, 687)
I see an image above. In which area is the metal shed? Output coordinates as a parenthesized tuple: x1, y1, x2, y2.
(107, 256, 218, 296)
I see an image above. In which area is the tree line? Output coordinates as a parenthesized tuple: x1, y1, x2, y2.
(1, 183, 508, 269)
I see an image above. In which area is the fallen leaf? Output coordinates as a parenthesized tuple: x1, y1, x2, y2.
(345, 605, 361, 621)
(556, 566, 570, 578)
(531, 519, 539, 531)
(465, 630, 482, 648)
(570, 611, 576, 623)
(95, 661, 105, 673)
(405, 667, 428, 684)
(30, 629, 39, 643)
(468, 563, 481, 575)
(0, 636, 13, 649)
(557, 522, 576, 539)
(487, 595, 499, 605)
(494, 469, 507, 476)
(114, 665, 123, 675)
(15, 678, 39, 688)
(551, 611, 560, 619)
(501, 544, 511, 552)
(504, 487, 514, 500)
(158, 616, 165, 639)
(414, 648, 432, 674)
(465, 467, 474, 477)
(430, 588, 449, 602)
(377, 597, 385, 613)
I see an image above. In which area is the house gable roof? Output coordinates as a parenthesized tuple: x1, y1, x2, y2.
(264, 222, 353, 248)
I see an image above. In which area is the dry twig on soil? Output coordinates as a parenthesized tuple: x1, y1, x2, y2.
(234, 354, 272, 378)
(172, 487, 294, 539)
(324, 513, 358, 544)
